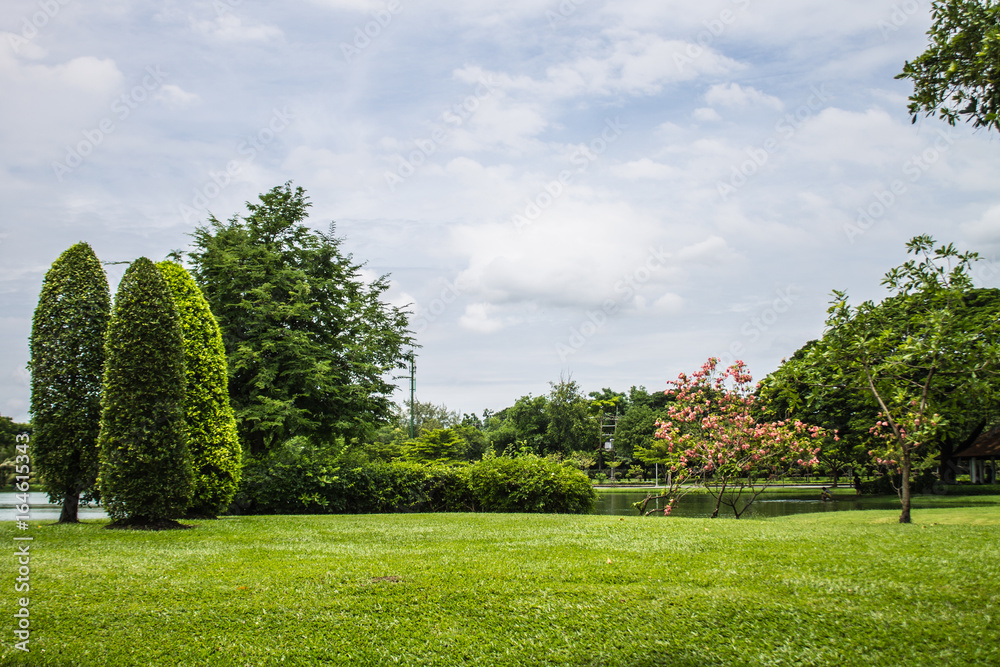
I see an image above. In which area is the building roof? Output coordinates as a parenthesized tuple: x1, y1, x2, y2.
(953, 426, 1000, 458)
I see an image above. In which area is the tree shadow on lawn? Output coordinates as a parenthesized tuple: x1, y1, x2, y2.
(105, 517, 194, 530)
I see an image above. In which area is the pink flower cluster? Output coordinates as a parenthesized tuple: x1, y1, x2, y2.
(653, 358, 832, 481)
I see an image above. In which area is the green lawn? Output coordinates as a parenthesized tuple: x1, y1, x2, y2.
(2, 508, 999, 666)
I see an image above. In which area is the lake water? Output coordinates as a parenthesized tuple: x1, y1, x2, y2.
(0, 489, 930, 521)
(0, 492, 107, 522)
(593, 488, 905, 518)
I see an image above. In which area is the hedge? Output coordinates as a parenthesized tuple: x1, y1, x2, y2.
(230, 453, 595, 515)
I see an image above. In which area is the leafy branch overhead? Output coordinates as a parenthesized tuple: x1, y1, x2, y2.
(898, 0, 1000, 132)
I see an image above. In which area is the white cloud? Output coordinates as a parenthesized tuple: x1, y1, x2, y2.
(611, 158, 678, 180)
(789, 107, 921, 168)
(705, 82, 783, 111)
(673, 236, 737, 264)
(693, 107, 722, 122)
(459, 302, 508, 333)
(446, 92, 549, 153)
(454, 32, 742, 102)
(0, 47, 123, 165)
(652, 292, 684, 314)
(306, 0, 386, 9)
(155, 84, 201, 109)
(191, 14, 283, 42)
(961, 204, 1000, 247)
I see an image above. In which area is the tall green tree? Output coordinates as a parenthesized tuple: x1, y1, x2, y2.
(29, 242, 110, 523)
(780, 237, 1000, 523)
(98, 258, 192, 526)
(486, 394, 549, 454)
(158, 261, 242, 517)
(545, 379, 597, 455)
(897, 0, 1000, 132)
(188, 184, 414, 457)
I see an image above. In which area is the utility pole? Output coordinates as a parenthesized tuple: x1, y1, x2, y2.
(407, 351, 416, 439)
(394, 350, 417, 439)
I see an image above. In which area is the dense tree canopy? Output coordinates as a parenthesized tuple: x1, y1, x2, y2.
(188, 184, 414, 457)
(759, 340, 881, 480)
(771, 237, 1000, 523)
(478, 381, 599, 457)
(487, 394, 549, 454)
(29, 242, 110, 522)
(897, 0, 1000, 132)
(98, 258, 193, 525)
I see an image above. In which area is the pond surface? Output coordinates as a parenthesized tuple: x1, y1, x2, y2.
(0, 492, 107, 522)
(0, 489, 969, 521)
(593, 489, 905, 518)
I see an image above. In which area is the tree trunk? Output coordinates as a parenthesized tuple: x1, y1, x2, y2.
(710, 481, 725, 519)
(59, 490, 80, 523)
(899, 447, 912, 524)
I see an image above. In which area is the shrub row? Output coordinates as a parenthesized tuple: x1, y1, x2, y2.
(230, 454, 596, 515)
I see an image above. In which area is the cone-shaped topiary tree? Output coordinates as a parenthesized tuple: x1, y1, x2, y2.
(157, 261, 242, 517)
(29, 242, 111, 523)
(98, 257, 192, 527)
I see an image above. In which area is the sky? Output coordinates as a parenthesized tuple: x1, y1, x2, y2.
(2, 0, 1000, 424)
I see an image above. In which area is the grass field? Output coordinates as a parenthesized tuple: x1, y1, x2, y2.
(2, 506, 999, 666)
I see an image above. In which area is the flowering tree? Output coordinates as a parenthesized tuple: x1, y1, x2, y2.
(637, 358, 830, 518)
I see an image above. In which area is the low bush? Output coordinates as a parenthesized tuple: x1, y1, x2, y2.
(464, 453, 596, 514)
(230, 452, 594, 515)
